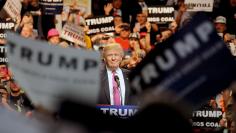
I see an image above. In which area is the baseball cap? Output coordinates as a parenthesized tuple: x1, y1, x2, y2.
(119, 23, 130, 31)
(214, 16, 227, 24)
(129, 32, 140, 39)
(47, 28, 59, 39)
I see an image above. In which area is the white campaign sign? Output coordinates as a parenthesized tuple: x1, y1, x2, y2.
(185, 0, 214, 12)
(60, 23, 86, 47)
(6, 32, 100, 111)
(3, 0, 22, 21)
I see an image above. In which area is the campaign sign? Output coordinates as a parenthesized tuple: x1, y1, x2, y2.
(0, 20, 14, 39)
(96, 105, 138, 118)
(192, 108, 222, 128)
(85, 16, 114, 35)
(0, 45, 7, 65)
(147, 6, 174, 24)
(0, 20, 14, 64)
(0, 0, 21, 21)
(185, 0, 214, 12)
(6, 32, 101, 111)
(129, 12, 236, 107)
(39, 0, 63, 15)
(60, 23, 86, 47)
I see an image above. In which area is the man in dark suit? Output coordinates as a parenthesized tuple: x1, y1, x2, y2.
(98, 43, 130, 105)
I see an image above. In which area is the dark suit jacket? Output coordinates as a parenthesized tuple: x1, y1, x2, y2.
(97, 66, 130, 105)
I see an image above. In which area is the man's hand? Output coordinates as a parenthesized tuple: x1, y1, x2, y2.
(104, 3, 113, 15)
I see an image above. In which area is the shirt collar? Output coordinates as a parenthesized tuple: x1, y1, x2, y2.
(106, 66, 121, 74)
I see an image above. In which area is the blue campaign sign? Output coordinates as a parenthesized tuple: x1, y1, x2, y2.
(129, 12, 236, 107)
(96, 105, 138, 118)
(39, 0, 63, 15)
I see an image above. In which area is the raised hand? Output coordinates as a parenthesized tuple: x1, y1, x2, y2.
(104, 3, 113, 15)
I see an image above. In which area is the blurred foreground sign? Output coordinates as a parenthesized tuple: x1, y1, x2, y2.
(129, 13, 236, 107)
(6, 33, 101, 111)
(0, 108, 44, 133)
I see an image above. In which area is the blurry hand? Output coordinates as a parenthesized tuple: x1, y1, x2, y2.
(145, 22, 151, 32)
(104, 3, 113, 15)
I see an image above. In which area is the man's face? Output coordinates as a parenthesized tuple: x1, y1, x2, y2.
(136, 13, 147, 25)
(215, 23, 226, 33)
(104, 49, 123, 71)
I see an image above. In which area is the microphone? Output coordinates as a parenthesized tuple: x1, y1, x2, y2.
(114, 75, 120, 88)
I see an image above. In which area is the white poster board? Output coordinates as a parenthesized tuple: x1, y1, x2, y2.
(185, 0, 214, 12)
(6, 32, 100, 111)
(2, 0, 22, 21)
(60, 23, 86, 47)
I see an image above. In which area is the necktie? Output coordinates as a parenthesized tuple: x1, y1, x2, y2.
(112, 71, 121, 105)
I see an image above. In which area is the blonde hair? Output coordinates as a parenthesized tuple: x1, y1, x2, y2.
(22, 23, 33, 31)
(102, 43, 124, 58)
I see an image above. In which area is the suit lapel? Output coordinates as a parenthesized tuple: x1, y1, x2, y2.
(101, 68, 110, 104)
(122, 69, 130, 105)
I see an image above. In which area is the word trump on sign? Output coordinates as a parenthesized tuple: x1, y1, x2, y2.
(86, 16, 114, 35)
(96, 105, 138, 118)
(192, 108, 222, 128)
(129, 12, 236, 108)
(61, 23, 86, 47)
(6, 32, 101, 111)
(131, 21, 214, 92)
(0, 20, 15, 40)
(147, 6, 174, 24)
(0, 22, 14, 29)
